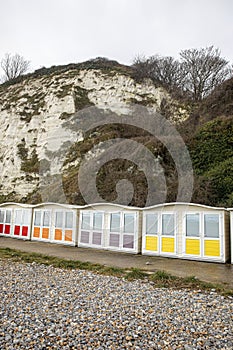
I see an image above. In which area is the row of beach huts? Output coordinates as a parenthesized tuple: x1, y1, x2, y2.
(0, 201, 233, 264)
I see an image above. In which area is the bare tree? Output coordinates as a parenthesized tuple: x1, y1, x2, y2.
(133, 54, 184, 95)
(132, 46, 232, 101)
(147, 55, 182, 88)
(1, 53, 30, 82)
(132, 54, 152, 81)
(179, 46, 231, 101)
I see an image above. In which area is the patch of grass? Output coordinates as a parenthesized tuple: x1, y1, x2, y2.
(125, 268, 147, 280)
(183, 275, 198, 283)
(73, 86, 94, 111)
(149, 270, 178, 288)
(17, 139, 39, 173)
(0, 248, 102, 271)
(55, 84, 73, 98)
(2, 90, 47, 123)
(21, 148, 39, 173)
(150, 270, 177, 281)
(100, 266, 125, 276)
(17, 138, 28, 160)
(149, 271, 233, 296)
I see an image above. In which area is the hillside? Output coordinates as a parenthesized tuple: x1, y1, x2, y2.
(188, 115, 233, 206)
(187, 79, 233, 207)
(0, 58, 232, 207)
(198, 77, 233, 122)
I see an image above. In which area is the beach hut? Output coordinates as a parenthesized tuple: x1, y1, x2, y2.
(31, 203, 78, 246)
(142, 203, 230, 263)
(0, 202, 32, 240)
(228, 208, 233, 264)
(78, 203, 141, 253)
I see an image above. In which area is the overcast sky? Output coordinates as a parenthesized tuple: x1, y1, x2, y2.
(1, 0, 233, 73)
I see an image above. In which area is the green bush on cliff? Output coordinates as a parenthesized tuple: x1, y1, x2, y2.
(190, 116, 233, 175)
(189, 116, 233, 206)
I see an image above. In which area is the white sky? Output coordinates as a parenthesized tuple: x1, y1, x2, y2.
(1, 0, 233, 72)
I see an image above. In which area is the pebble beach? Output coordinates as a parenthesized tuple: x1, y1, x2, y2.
(0, 259, 232, 350)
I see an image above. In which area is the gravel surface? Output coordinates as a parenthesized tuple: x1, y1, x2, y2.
(0, 259, 232, 350)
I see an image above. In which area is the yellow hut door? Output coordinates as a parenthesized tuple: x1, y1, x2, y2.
(144, 213, 159, 253)
(184, 213, 201, 257)
(160, 213, 176, 256)
(203, 214, 221, 259)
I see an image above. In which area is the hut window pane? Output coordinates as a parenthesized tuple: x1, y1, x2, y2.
(93, 213, 102, 231)
(81, 213, 90, 230)
(22, 210, 31, 225)
(55, 212, 63, 228)
(0, 210, 4, 223)
(186, 214, 199, 237)
(43, 211, 50, 227)
(204, 214, 219, 238)
(15, 210, 22, 225)
(92, 232, 102, 245)
(65, 212, 73, 229)
(123, 214, 134, 233)
(34, 211, 41, 226)
(80, 231, 89, 244)
(123, 234, 134, 249)
(110, 213, 120, 232)
(5, 210, 11, 223)
(146, 214, 158, 235)
(162, 214, 175, 236)
(109, 233, 120, 247)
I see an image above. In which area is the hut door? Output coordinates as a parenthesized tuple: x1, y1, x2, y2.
(203, 214, 221, 259)
(144, 213, 159, 253)
(184, 213, 201, 257)
(160, 213, 176, 255)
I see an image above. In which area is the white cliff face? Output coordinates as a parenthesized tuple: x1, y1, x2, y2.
(0, 66, 189, 201)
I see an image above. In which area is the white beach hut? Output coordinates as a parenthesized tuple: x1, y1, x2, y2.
(0, 202, 32, 240)
(142, 203, 230, 263)
(31, 203, 78, 246)
(78, 203, 141, 254)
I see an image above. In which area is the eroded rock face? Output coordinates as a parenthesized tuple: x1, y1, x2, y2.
(0, 64, 189, 203)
